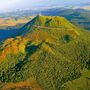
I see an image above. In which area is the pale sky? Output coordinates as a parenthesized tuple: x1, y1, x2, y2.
(0, 0, 90, 12)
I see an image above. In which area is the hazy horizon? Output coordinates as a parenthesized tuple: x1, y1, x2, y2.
(0, 0, 90, 12)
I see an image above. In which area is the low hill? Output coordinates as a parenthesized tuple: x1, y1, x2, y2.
(0, 15, 89, 90)
(0, 17, 32, 29)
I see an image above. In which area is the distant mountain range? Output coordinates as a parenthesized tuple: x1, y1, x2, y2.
(0, 7, 90, 31)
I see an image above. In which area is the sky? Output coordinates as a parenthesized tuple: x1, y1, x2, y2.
(0, 0, 90, 12)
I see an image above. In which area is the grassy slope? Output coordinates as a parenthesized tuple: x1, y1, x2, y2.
(62, 69, 90, 90)
(42, 8, 90, 30)
(0, 15, 89, 90)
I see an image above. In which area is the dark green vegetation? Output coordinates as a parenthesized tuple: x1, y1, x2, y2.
(0, 15, 90, 90)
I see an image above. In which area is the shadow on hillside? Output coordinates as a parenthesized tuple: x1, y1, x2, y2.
(14, 45, 39, 71)
(26, 45, 38, 57)
(0, 28, 25, 41)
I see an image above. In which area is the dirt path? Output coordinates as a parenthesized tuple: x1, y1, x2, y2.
(33, 25, 61, 30)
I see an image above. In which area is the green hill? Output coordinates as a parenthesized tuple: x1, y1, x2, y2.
(0, 15, 90, 90)
(22, 15, 79, 32)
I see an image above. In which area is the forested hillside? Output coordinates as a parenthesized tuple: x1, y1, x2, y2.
(0, 15, 89, 90)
